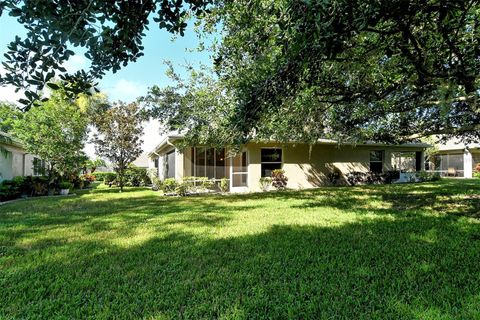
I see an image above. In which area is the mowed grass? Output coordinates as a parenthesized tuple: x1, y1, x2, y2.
(1, 180, 480, 319)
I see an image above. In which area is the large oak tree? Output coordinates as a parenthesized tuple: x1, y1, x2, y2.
(2, 0, 479, 143)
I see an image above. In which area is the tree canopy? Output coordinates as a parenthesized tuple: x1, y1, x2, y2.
(13, 89, 90, 180)
(92, 102, 144, 191)
(2, 0, 479, 144)
(0, 0, 212, 108)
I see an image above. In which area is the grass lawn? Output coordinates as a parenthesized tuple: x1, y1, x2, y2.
(1, 179, 480, 319)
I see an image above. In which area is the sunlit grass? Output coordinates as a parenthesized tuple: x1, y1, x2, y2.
(1, 179, 479, 319)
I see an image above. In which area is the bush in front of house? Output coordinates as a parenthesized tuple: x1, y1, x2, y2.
(124, 166, 151, 187)
(92, 172, 117, 184)
(59, 181, 73, 190)
(0, 176, 52, 202)
(158, 177, 220, 195)
(220, 177, 229, 193)
(474, 163, 480, 178)
(416, 171, 441, 182)
(347, 171, 400, 185)
(162, 178, 178, 194)
(271, 169, 288, 190)
(259, 177, 272, 192)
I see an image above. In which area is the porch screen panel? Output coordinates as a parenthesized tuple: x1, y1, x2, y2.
(166, 151, 176, 179)
(215, 148, 226, 179)
(195, 147, 206, 177)
(232, 151, 247, 187)
(206, 148, 215, 178)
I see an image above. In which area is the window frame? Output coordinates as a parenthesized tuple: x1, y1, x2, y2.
(261, 147, 283, 178)
(193, 147, 227, 179)
(369, 150, 384, 173)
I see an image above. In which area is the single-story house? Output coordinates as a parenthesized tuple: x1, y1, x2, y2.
(132, 152, 150, 169)
(148, 134, 429, 192)
(427, 139, 480, 178)
(0, 131, 43, 182)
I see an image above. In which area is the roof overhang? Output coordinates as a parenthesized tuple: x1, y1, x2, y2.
(147, 134, 184, 157)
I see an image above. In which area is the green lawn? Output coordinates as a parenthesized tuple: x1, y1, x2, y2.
(1, 180, 480, 319)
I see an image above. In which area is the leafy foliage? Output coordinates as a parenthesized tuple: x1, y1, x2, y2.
(0, 0, 213, 108)
(0, 102, 22, 133)
(145, 0, 480, 146)
(206, 0, 480, 143)
(92, 102, 144, 191)
(12, 89, 89, 182)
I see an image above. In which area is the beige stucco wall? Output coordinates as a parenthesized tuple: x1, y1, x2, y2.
(245, 142, 425, 191)
(155, 141, 425, 191)
(0, 140, 48, 182)
(0, 144, 39, 182)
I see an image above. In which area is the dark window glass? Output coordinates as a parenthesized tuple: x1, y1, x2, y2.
(261, 163, 282, 177)
(369, 151, 384, 173)
(206, 148, 215, 178)
(261, 148, 282, 163)
(370, 151, 383, 162)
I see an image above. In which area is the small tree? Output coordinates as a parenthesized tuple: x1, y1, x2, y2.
(92, 102, 144, 192)
(85, 157, 106, 174)
(13, 90, 89, 188)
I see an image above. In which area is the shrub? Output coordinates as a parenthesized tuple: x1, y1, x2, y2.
(202, 178, 215, 190)
(475, 163, 480, 178)
(327, 169, 342, 185)
(124, 166, 151, 187)
(0, 176, 51, 201)
(0, 177, 24, 201)
(59, 181, 73, 190)
(271, 169, 288, 190)
(416, 171, 441, 182)
(162, 178, 177, 193)
(79, 173, 96, 188)
(175, 182, 189, 196)
(347, 171, 400, 185)
(150, 176, 162, 191)
(220, 177, 229, 193)
(92, 172, 117, 184)
(259, 177, 272, 192)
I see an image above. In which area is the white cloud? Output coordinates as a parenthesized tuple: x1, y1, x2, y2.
(63, 54, 88, 73)
(103, 78, 147, 103)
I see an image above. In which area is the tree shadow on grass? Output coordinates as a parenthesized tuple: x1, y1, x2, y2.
(0, 194, 258, 247)
(224, 179, 480, 219)
(2, 215, 480, 319)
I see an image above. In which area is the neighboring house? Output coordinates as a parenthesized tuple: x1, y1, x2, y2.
(0, 131, 43, 182)
(132, 152, 149, 169)
(427, 139, 480, 178)
(148, 134, 429, 192)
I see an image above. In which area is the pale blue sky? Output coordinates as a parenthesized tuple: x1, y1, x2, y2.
(0, 14, 215, 155)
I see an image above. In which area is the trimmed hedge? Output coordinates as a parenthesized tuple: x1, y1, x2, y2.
(91, 172, 116, 183)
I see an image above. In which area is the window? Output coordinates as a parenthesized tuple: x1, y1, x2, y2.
(193, 147, 226, 179)
(261, 148, 282, 177)
(33, 157, 46, 176)
(370, 151, 384, 173)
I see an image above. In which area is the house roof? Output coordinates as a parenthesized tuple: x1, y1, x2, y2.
(0, 130, 24, 149)
(148, 133, 430, 157)
(435, 138, 480, 152)
(132, 152, 150, 168)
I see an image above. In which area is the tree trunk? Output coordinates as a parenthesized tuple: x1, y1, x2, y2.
(118, 168, 124, 192)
